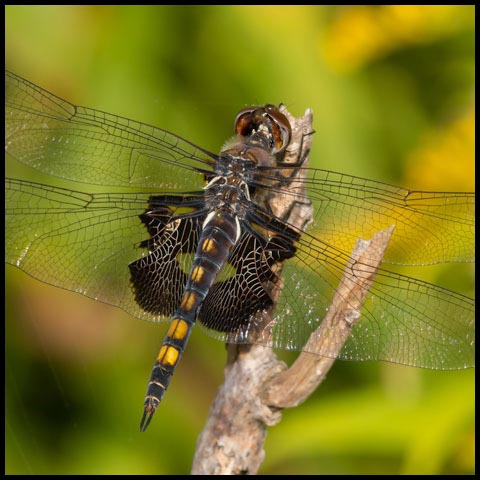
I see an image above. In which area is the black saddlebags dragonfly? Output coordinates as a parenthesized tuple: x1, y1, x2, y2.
(5, 71, 475, 431)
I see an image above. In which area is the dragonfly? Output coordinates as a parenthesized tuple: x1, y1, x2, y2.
(5, 70, 475, 431)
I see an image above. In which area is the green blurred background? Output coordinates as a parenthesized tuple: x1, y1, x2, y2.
(5, 5, 474, 475)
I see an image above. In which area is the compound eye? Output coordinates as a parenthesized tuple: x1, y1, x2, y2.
(265, 105, 291, 154)
(234, 107, 258, 138)
(234, 105, 292, 154)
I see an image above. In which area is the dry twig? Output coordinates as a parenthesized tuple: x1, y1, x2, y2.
(191, 106, 394, 475)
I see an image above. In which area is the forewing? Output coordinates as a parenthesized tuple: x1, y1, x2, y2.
(254, 167, 474, 266)
(5, 70, 215, 189)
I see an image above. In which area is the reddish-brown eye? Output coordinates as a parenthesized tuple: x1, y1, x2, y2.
(234, 107, 257, 137)
(234, 105, 292, 154)
(264, 105, 291, 153)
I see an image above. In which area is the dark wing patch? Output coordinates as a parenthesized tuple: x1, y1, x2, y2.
(129, 195, 206, 316)
(198, 228, 296, 332)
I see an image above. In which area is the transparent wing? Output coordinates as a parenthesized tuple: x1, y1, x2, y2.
(5, 178, 204, 323)
(5, 73, 474, 371)
(8, 178, 473, 369)
(5, 70, 216, 189)
(254, 167, 474, 265)
(199, 230, 474, 370)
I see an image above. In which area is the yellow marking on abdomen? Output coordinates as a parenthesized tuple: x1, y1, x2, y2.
(157, 345, 180, 367)
(179, 290, 197, 311)
(191, 265, 205, 283)
(167, 318, 190, 340)
(201, 237, 216, 254)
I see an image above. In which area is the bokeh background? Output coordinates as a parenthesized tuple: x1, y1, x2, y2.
(5, 5, 474, 475)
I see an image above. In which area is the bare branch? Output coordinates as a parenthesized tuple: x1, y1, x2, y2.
(191, 227, 393, 475)
(191, 106, 394, 475)
(264, 226, 394, 408)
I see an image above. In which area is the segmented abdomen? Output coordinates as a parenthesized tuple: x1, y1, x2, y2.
(140, 209, 239, 430)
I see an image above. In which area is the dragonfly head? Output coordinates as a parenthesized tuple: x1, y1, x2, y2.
(234, 104, 291, 155)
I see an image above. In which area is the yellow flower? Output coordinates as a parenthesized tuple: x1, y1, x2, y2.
(322, 5, 474, 73)
(405, 108, 475, 192)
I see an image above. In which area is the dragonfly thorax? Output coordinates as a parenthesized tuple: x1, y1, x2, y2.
(204, 173, 251, 222)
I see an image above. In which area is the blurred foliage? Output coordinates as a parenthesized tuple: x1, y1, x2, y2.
(5, 5, 474, 475)
(322, 5, 474, 74)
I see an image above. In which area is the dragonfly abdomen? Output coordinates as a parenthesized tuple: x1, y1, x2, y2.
(140, 208, 240, 431)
